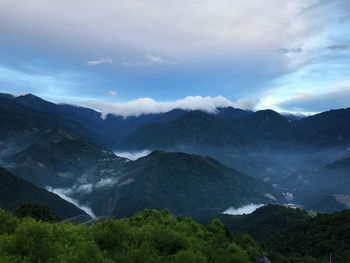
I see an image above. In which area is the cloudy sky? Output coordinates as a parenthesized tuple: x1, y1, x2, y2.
(0, 0, 349, 115)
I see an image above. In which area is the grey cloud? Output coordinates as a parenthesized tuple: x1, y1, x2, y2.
(278, 47, 303, 54)
(325, 45, 350, 50)
(278, 88, 350, 112)
(0, 0, 328, 60)
(338, 14, 350, 23)
(298, 0, 339, 15)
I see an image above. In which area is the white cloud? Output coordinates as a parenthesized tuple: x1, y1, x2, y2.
(232, 98, 258, 111)
(87, 58, 113, 66)
(84, 95, 237, 117)
(76, 183, 93, 193)
(123, 53, 178, 67)
(144, 53, 177, 65)
(95, 177, 119, 188)
(108, 90, 118, 96)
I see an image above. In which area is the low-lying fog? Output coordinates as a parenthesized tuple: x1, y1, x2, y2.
(114, 150, 151, 160)
(46, 186, 96, 218)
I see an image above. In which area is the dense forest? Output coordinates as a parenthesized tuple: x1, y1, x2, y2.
(265, 209, 350, 263)
(1, 205, 350, 263)
(0, 208, 261, 263)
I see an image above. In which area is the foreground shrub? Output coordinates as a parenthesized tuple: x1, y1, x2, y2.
(0, 209, 259, 263)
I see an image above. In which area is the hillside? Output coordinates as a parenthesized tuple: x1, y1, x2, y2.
(278, 156, 350, 212)
(266, 209, 350, 263)
(0, 99, 126, 188)
(79, 151, 280, 218)
(0, 167, 86, 219)
(3, 94, 187, 148)
(293, 108, 350, 146)
(204, 205, 350, 263)
(237, 110, 305, 145)
(200, 205, 311, 243)
(122, 111, 247, 150)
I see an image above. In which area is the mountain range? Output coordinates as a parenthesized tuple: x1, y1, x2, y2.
(0, 93, 349, 217)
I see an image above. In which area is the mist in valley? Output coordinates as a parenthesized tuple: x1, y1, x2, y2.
(114, 150, 151, 160)
(46, 186, 96, 218)
(223, 204, 264, 215)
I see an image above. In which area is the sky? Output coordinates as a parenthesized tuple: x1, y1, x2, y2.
(0, 0, 349, 116)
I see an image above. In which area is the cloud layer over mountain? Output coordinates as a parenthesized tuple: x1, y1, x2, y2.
(85, 96, 251, 117)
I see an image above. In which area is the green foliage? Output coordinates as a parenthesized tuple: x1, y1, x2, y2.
(0, 210, 19, 235)
(265, 209, 350, 263)
(211, 204, 311, 243)
(203, 205, 350, 262)
(0, 208, 260, 263)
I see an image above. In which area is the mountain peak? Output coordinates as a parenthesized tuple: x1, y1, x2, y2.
(15, 93, 56, 107)
(0, 93, 15, 99)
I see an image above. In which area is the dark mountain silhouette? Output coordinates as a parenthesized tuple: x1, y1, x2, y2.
(0, 167, 87, 218)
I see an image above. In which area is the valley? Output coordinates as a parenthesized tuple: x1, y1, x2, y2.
(1, 93, 350, 217)
(0, 93, 349, 262)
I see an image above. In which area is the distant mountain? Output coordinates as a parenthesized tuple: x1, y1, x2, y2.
(78, 151, 280, 218)
(215, 107, 252, 119)
(2, 92, 350, 215)
(122, 111, 247, 150)
(281, 112, 306, 121)
(5, 93, 350, 150)
(237, 110, 305, 145)
(0, 167, 86, 219)
(122, 109, 306, 151)
(293, 108, 350, 134)
(5, 94, 187, 148)
(278, 155, 350, 212)
(0, 97, 126, 188)
(0, 93, 15, 99)
(293, 108, 350, 146)
(310, 195, 350, 213)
